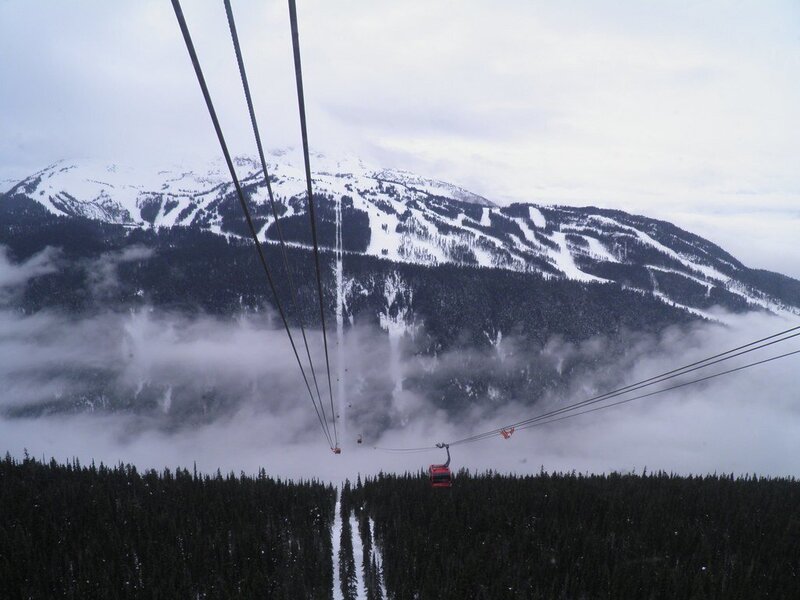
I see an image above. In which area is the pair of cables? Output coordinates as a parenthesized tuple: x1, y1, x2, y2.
(376, 323, 800, 452)
(449, 324, 800, 447)
(172, 0, 338, 450)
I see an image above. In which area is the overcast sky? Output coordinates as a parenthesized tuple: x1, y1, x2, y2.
(1, 1, 798, 277)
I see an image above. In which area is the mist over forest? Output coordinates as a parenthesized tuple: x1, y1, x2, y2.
(1, 244, 798, 482)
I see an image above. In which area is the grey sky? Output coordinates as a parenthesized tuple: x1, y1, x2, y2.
(1, 0, 798, 277)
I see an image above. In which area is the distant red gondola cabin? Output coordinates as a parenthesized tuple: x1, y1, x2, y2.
(429, 443, 452, 488)
(429, 464, 452, 488)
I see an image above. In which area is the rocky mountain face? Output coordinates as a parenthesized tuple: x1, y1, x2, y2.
(1, 155, 798, 421)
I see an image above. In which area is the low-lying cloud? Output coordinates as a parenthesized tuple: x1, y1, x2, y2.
(0, 246, 59, 292)
(1, 245, 799, 481)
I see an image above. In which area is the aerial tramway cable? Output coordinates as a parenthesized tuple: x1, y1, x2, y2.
(374, 323, 800, 453)
(450, 324, 800, 446)
(373, 446, 440, 454)
(287, 0, 339, 449)
(451, 325, 800, 446)
(171, 0, 333, 449)
(512, 347, 800, 433)
(222, 0, 330, 430)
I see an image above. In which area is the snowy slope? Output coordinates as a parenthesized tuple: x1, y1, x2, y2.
(4, 154, 799, 317)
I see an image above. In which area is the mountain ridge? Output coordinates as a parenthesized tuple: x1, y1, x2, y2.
(2, 160, 799, 419)
(4, 156, 799, 320)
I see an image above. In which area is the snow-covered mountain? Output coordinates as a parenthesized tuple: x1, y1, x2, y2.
(4, 154, 800, 419)
(4, 154, 799, 318)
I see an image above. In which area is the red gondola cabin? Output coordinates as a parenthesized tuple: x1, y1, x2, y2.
(429, 464, 452, 487)
(429, 443, 452, 488)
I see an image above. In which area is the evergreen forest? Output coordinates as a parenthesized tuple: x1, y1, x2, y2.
(3, 456, 800, 598)
(345, 470, 800, 599)
(0, 454, 334, 599)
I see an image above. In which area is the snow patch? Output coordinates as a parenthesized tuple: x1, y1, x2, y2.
(549, 232, 607, 283)
(369, 517, 387, 600)
(583, 236, 619, 263)
(528, 206, 547, 228)
(351, 513, 367, 599)
(332, 490, 343, 600)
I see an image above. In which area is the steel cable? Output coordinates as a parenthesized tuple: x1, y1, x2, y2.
(450, 325, 800, 447)
(222, 0, 331, 442)
(514, 348, 800, 433)
(171, 0, 332, 448)
(287, 0, 338, 448)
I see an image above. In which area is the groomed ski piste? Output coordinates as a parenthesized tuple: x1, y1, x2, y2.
(332, 486, 387, 600)
(332, 492, 343, 599)
(6, 152, 798, 320)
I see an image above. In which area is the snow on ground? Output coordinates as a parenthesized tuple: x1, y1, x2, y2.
(650, 290, 721, 321)
(513, 217, 540, 247)
(9, 159, 245, 227)
(583, 235, 619, 263)
(508, 233, 532, 256)
(549, 232, 607, 283)
(529, 206, 547, 228)
(724, 279, 790, 313)
(364, 205, 401, 261)
(636, 228, 730, 283)
(588, 215, 730, 283)
(7, 155, 795, 316)
(453, 219, 514, 268)
(350, 513, 367, 600)
(371, 167, 493, 207)
(647, 265, 714, 292)
(332, 489, 343, 600)
(369, 517, 387, 600)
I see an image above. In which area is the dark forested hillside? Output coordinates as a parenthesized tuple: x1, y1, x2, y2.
(0, 192, 695, 338)
(0, 455, 335, 599)
(1, 187, 796, 435)
(1, 194, 701, 420)
(4, 455, 800, 599)
(346, 471, 800, 599)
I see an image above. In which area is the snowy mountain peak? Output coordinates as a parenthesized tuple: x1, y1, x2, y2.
(4, 157, 799, 318)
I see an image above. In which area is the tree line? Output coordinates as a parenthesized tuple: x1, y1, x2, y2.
(0, 454, 335, 599)
(4, 452, 799, 599)
(346, 470, 800, 599)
